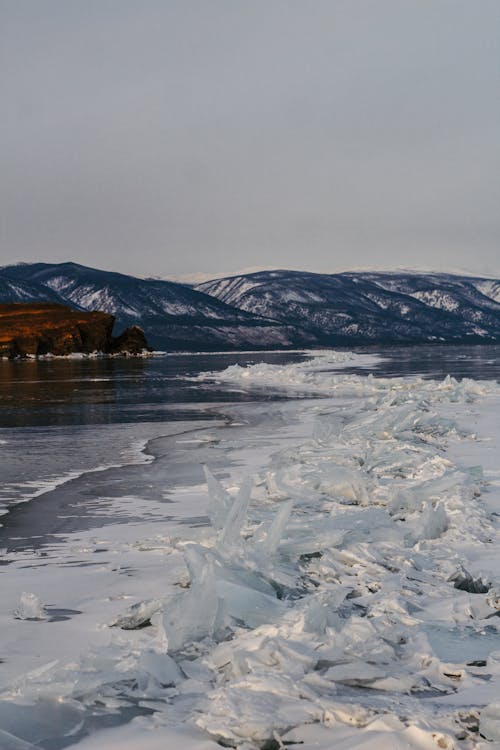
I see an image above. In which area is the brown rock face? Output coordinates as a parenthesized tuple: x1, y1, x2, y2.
(0, 303, 151, 358)
(109, 325, 152, 355)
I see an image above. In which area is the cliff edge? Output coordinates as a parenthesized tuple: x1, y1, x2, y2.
(0, 302, 152, 358)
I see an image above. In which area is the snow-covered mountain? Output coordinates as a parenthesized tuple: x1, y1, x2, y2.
(197, 270, 500, 345)
(0, 274, 68, 306)
(0, 263, 305, 350)
(2, 263, 500, 349)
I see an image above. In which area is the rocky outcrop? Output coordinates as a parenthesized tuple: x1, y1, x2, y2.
(0, 303, 152, 358)
(109, 325, 151, 355)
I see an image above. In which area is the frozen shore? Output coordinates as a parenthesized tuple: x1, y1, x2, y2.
(1, 351, 500, 749)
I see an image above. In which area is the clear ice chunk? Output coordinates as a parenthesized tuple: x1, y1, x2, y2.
(216, 579, 285, 629)
(137, 650, 181, 687)
(255, 499, 294, 556)
(13, 592, 47, 620)
(312, 465, 369, 505)
(419, 501, 448, 539)
(162, 547, 219, 651)
(204, 465, 232, 530)
(219, 476, 253, 549)
(112, 598, 163, 629)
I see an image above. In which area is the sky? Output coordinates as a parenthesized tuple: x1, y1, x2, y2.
(1, 0, 499, 281)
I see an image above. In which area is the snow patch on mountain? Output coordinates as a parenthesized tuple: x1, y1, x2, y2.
(410, 290, 460, 312)
(474, 280, 500, 304)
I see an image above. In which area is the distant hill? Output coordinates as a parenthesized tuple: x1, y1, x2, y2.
(198, 270, 500, 345)
(1, 263, 500, 350)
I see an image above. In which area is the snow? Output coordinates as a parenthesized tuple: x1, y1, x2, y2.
(410, 290, 460, 312)
(198, 277, 264, 306)
(1, 351, 500, 749)
(473, 280, 500, 304)
(65, 286, 141, 318)
(44, 274, 73, 293)
(160, 300, 198, 315)
(280, 290, 324, 303)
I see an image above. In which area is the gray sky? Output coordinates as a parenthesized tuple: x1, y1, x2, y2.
(1, 0, 499, 280)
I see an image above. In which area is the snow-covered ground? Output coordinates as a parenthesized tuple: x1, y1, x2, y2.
(1, 351, 500, 749)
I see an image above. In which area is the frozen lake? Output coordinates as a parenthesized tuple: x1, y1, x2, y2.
(1, 346, 500, 750)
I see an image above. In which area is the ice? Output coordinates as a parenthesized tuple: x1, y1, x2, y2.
(311, 465, 370, 504)
(112, 598, 163, 630)
(13, 592, 47, 620)
(195, 676, 323, 746)
(0, 696, 86, 748)
(254, 498, 294, 556)
(69, 721, 223, 749)
(162, 548, 218, 652)
(203, 465, 232, 530)
(423, 624, 500, 664)
(163, 515, 288, 646)
(417, 500, 449, 540)
(3, 351, 500, 749)
(282, 722, 458, 750)
(0, 729, 41, 750)
(324, 662, 389, 686)
(215, 579, 285, 629)
(137, 650, 181, 688)
(480, 703, 500, 741)
(219, 476, 253, 550)
(448, 566, 490, 594)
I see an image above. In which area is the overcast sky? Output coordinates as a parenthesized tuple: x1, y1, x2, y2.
(1, 1, 499, 280)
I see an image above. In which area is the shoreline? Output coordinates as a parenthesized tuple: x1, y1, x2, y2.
(0, 418, 228, 552)
(0, 349, 160, 361)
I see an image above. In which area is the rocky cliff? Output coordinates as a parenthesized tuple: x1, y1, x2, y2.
(0, 303, 151, 358)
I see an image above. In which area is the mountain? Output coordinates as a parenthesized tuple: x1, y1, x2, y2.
(197, 269, 500, 345)
(0, 275, 69, 305)
(2, 263, 499, 350)
(0, 263, 304, 351)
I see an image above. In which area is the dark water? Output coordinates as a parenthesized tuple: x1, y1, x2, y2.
(0, 351, 309, 428)
(355, 344, 500, 381)
(0, 346, 499, 429)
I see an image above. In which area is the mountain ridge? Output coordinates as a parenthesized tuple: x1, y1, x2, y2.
(1, 262, 500, 350)
(197, 269, 500, 345)
(0, 263, 308, 351)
